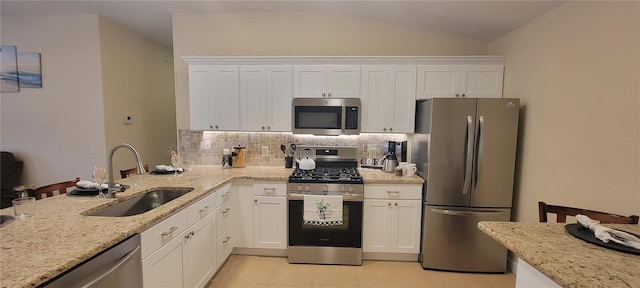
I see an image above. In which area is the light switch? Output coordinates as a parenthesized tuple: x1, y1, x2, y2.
(200, 139, 211, 150)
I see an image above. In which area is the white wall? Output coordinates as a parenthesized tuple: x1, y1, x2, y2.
(489, 1, 640, 222)
(172, 12, 489, 129)
(1, 15, 106, 186)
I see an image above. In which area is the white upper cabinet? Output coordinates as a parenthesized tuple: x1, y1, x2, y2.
(188, 65, 240, 130)
(360, 65, 416, 133)
(293, 65, 360, 98)
(240, 65, 292, 132)
(416, 65, 504, 99)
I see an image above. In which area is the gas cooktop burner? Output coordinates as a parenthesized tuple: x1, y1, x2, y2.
(289, 167, 363, 184)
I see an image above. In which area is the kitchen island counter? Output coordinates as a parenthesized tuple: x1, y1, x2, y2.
(478, 221, 640, 288)
(0, 165, 422, 288)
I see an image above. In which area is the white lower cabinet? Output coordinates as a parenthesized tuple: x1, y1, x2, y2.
(363, 184, 422, 255)
(142, 185, 227, 288)
(215, 183, 235, 267)
(253, 195, 287, 249)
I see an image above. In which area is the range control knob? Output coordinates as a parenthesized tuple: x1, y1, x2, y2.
(323, 185, 328, 192)
(297, 184, 303, 191)
(348, 185, 354, 192)
(305, 185, 310, 192)
(340, 185, 347, 192)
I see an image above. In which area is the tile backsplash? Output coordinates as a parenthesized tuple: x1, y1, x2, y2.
(178, 129, 407, 167)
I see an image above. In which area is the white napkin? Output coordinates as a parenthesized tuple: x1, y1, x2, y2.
(576, 214, 640, 249)
(155, 165, 183, 172)
(76, 180, 108, 189)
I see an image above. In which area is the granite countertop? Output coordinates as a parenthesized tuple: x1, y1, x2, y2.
(478, 221, 640, 288)
(0, 165, 422, 288)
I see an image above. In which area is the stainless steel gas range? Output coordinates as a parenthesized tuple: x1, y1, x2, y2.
(287, 146, 363, 265)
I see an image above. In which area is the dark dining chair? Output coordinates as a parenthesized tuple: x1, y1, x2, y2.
(120, 164, 149, 179)
(538, 201, 639, 224)
(34, 178, 80, 200)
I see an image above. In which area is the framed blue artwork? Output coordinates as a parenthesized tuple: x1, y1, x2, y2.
(17, 52, 42, 88)
(1, 45, 19, 92)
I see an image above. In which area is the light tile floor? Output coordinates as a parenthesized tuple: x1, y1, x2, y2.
(207, 255, 515, 288)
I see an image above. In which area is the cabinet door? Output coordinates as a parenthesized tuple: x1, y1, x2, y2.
(391, 199, 422, 253)
(360, 66, 389, 133)
(387, 65, 416, 133)
(188, 65, 215, 130)
(184, 212, 216, 288)
(234, 180, 255, 248)
(142, 233, 185, 288)
(253, 196, 287, 249)
(416, 65, 459, 99)
(240, 65, 268, 131)
(459, 65, 504, 98)
(293, 65, 327, 98)
(212, 66, 240, 130)
(362, 199, 392, 252)
(267, 66, 293, 131)
(326, 65, 360, 98)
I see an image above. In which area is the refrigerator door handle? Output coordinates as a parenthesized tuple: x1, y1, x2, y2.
(474, 115, 485, 193)
(462, 115, 474, 195)
(430, 208, 509, 216)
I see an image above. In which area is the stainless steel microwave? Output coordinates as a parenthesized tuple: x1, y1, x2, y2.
(292, 98, 361, 135)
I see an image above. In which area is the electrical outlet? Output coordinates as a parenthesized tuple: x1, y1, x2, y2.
(261, 146, 269, 157)
(90, 144, 97, 154)
(200, 139, 211, 150)
(124, 115, 133, 124)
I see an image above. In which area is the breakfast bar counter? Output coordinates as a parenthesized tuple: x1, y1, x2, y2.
(478, 221, 640, 288)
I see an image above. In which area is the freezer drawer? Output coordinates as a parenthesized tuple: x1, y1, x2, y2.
(421, 206, 510, 272)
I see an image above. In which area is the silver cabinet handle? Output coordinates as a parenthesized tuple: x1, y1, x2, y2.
(161, 226, 178, 237)
(222, 191, 231, 201)
(264, 187, 276, 194)
(199, 205, 210, 214)
(223, 236, 231, 244)
(387, 190, 400, 194)
(462, 115, 474, 195)
(388, 202, 391, 207)
(222, 207, 231, 214)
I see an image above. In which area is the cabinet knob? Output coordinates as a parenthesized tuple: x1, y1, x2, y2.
(455, 94, 460, 97)
(209, 125, 213, 129)
(394, 203, 398, 206)
(262, 126, 265, 130)
(254, 199, 258, 203)
(267, 126, 271, 130)
(383, 128, 387, 131)
(389, 128, 393, 132)
(388, 202, 391, 207)
(461, 93, 466, 97)
(322, 93, 326, 97)
(215, 125, 219, 129)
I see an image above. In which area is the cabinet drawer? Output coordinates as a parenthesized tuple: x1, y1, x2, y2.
(187, 192, 216, 227)
(253, 181, 287, 196)
(216, 183, 232, 206)
(141, 209, 188, 259)
(216, 197, 234, 237)
(216, 226, 234, 266)
(364, 184, 422, 200)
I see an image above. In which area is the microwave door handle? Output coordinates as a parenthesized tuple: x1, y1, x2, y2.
(341, 105, 346, 132)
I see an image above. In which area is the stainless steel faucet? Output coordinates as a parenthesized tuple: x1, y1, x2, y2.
(107, 143, 146, 198)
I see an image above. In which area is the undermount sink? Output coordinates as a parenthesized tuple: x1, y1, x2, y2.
(87, 187, 194, 217)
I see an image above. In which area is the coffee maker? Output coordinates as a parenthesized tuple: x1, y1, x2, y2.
(383, 141, 407, 162)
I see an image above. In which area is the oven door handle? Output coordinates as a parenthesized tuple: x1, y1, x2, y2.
(288, 193, 363, 202)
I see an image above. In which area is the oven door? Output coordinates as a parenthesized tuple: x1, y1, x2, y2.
(288, 197, 362, 248)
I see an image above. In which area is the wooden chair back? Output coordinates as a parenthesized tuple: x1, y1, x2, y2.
(120, 164, 149, 179)
(538, 201, 639, 224)
(34, 178, 80, 200)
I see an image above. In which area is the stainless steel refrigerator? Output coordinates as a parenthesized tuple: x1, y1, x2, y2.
(412, 98, 520, 273)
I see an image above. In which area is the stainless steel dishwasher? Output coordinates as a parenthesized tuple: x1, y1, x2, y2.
(41, 234, 142, 288)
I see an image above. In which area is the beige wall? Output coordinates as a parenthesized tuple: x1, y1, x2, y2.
(1, 15, 106, 186)
(172, 12, 489, 128)
(98, 17, 177, 173)
(488, 1, 640, 222)
(0, 14, 176, 187)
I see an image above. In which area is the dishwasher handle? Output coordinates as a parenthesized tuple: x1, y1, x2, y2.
(81, 246, 141, 288)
